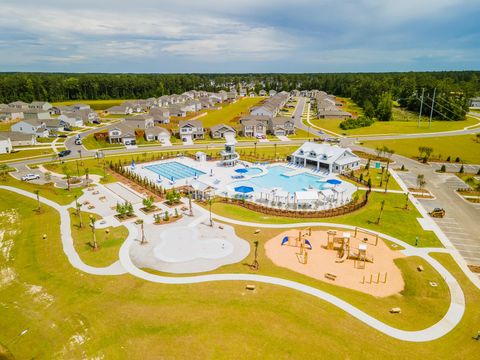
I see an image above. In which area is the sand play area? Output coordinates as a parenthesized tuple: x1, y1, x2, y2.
(265, 228, 405, 297)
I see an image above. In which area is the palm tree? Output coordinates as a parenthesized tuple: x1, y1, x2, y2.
(66, 174, 71, 191)
(33, 189, 41, 212)
(208, 197, 213, 227)
(75, 195, 83, 228)
(188, 193, 193, 216)
(89, 215, 98, 250)
(137, 219, 146, 245)
(376, 200, 385, 225)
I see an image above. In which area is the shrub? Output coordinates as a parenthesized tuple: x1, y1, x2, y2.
(400, 164, 405, 171)
(440, 164, 446, 172)
(455, 157, 460, 163)
(446, 156, 451, 162)
(459, 164, 464, 174)
(164, 211, 169, 221)
(339, 116, 375, 130)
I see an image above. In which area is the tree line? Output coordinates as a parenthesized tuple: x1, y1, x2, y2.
(0, 71, 478, 120)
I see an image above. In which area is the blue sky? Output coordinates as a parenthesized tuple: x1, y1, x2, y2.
(0, 0, 479, 73)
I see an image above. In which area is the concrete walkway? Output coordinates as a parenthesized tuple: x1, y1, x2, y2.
(0, 184, 472, 342)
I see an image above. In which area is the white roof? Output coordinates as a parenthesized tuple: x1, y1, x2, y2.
(294, 190, 318, 201)
(274, 190, 289, 198)
(320, 189, 335, 197)
(292, 142, 359, 165)
(188, 179, 212, 192)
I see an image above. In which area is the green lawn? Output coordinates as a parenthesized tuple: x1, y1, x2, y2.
(1, 176, 83, 205)
(70, 210, 128, 267)
(81, 134, 125, 150)
(53, 99, 127, 111)
(349, 166, 402, 191)
(363, 135, 480, 164)
(205, 191, 441, 248)
(1, 189, 479, 359)
(200, 97, 264, 128)
(0, 148, 55, 162)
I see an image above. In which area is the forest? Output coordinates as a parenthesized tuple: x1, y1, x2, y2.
(0, 71, 478, 120)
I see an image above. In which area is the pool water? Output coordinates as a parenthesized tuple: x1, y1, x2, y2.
(234, 166, 327, 193)
(145, 161, 205, 181)
(242, 167, 263, 175)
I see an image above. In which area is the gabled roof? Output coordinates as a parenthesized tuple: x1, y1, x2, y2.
(179, 120, 203, 128)
(292, 142, 359, 165)
(210, 124, 236, 133)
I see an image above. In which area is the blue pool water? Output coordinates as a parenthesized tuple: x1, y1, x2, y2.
(234, 166, 327, 193)
(241, 167, 263, 175)
(145, 161, 205, 181)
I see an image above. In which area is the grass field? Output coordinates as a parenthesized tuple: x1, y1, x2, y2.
(70, 210, 128, 267)
(200, 97, 263, 128)
(53, 99, 126, 111)
(1, 190, 479, 359)
(0, 148, 55, 162)
(362, 134, 480, 164)
(205, 191, 441, 248)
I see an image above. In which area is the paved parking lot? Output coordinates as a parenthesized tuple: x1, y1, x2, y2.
(420, 197, 480, 266)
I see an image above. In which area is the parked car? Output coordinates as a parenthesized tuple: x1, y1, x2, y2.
(58, 134, 67, 138)
(326, 138, 340, 143)
(74, 138, 82, 145)
(21, 173, 40, 181)
(58, 150, 71, 157)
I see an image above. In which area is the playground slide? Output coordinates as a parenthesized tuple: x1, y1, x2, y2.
(335, 244, 349, 263)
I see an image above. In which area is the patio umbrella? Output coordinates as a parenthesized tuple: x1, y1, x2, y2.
(157, 174, 162, 183)
(326, 179, 342, 185)
(131, 160, 135, 169)
(235, 168, 248, 174)
(234, 185, 254, 194)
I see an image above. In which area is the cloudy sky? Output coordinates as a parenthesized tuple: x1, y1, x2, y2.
(0, 0, 479, 73)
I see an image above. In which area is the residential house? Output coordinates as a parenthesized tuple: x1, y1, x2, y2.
(210, 124, 236, 139)
(259, 90, 267, 96)
(11, 119, 48, 137)
(149, 108, 170, 124)
(28, 101, 52, 111)
(239, 115, 270, 137)
(250, 92, 289, 117)
(144, 127, 171, 144)
(239, 88, 247, 97)
(178, 120, 204, 140)
(169, 104, 188, 117)
(23, 110, 51, 120)
(249, 92, 257, 97)
(470, 97, 480, 108)
(124, 115, 154, 129)
(107, 123, 137, 145)
(184, 99, 202, 112)
(58, 114, 84, 128)
(218, 90, 228, 102)
(0, 134, 12, 154)
(269, 116, 295, 136)
(123, 101, 145, 113)
(291, 142, 360, 173)
(0, 107, 24, 120)
(0, 131, 36, 147)
(105, 104, 132, 115)
(72, 103, 91, 111)
(43, 118, 65, 133)
(314, 92, 352, 119)
(199, 97, 215, 109)
(269, 90, 277, 97)
(8, 101, 29, 110)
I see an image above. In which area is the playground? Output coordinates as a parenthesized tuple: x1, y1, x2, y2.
(265, 228, 405, 297)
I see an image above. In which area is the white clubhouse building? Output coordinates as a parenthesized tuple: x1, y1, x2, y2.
(291, 142, 360, 173)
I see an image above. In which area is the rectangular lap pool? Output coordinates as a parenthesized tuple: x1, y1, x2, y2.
(145, 161, 205, 181)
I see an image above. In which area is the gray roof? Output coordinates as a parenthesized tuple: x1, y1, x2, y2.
(210, 124, 236, 133)
(179, 120, 203, 128)
(0, 131, 34, 141)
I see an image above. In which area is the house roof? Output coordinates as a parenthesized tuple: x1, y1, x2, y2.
(270, 116, 293, 125)
(239, 115, 270, 125)
(179, 120, 203, 128)
(0, 131, 34, 141)
(210, 124, 236, 133)
(292, 142, 359, 165)
(145, 127, 170, 136)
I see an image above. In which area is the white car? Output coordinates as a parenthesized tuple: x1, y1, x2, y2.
(21, 173, 40, 181)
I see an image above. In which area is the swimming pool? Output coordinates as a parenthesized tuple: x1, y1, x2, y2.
(233, 166, 328, 193)
(235, 167, 263, 176)
(145, 161, 205, 181)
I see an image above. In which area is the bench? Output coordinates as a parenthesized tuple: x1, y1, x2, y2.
(390, 307, 401, 314)
(324, 273, 337, 281)
(246, 284, 256, 291)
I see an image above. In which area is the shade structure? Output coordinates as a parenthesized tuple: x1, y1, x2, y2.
(131, 160, 136, 169)
(235, 168, 248, 174)
(234, 185, 254, 194)
(326, 179, 342, 185)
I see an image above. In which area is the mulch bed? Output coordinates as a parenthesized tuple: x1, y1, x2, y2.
(107, 169, 163, 202)
(114, 214, 137, 222)
(153, 215, 183, 225)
